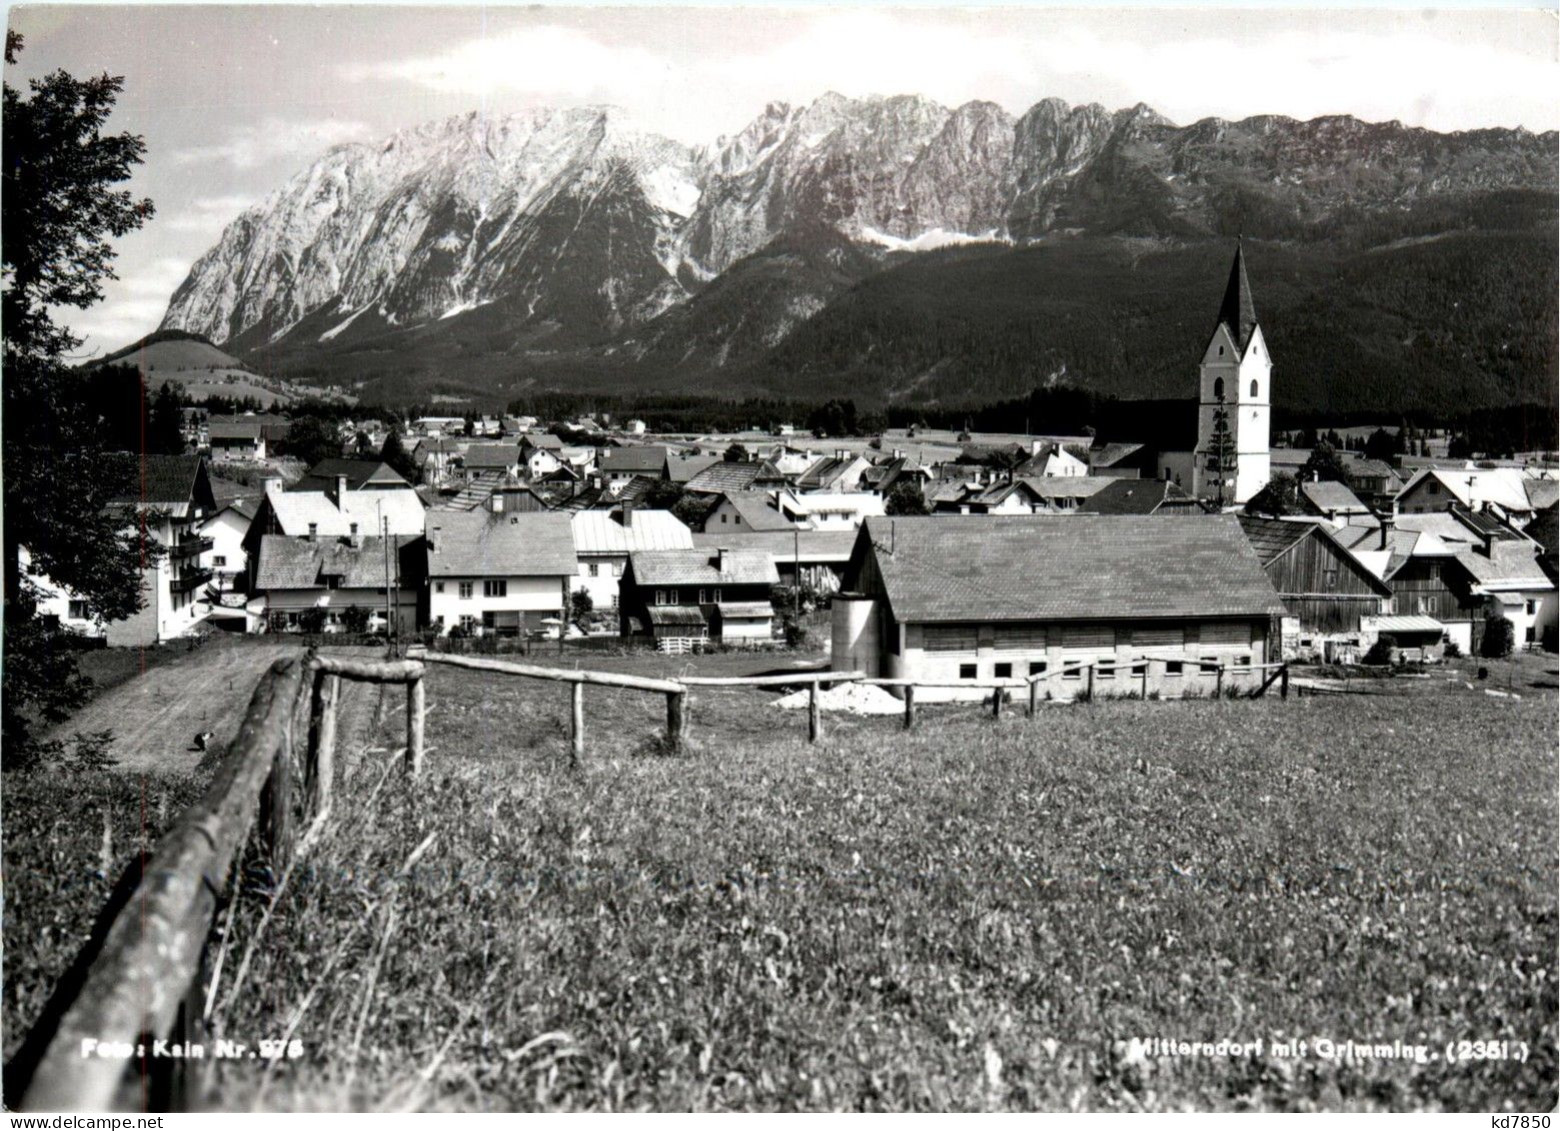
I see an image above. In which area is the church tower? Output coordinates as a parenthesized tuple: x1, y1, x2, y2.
(1194, 240, 1270, 505)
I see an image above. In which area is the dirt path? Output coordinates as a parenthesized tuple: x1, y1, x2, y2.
(48, 642, 300, 775)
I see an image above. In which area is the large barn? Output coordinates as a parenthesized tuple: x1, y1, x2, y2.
(832, 515, 1287, 699)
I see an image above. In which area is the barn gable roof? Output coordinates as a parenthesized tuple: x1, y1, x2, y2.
(853, 514, 1285, 624)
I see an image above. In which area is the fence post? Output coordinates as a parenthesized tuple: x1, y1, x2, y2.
(1086, 664, 1095, 703)
(902, 684, 916, 729)
(1216, 664, 1224, 699)
(1027, 678, 1038, 718)
(406, 675, 426, 778)
(307, 670, 339, 816)
(991, 686, 1003, 719)
(1141, 661, 1149, 699)
(808, 680, 821, 744)
(570, 681, 584, 766)
(262, 716, 293, 868)
(666, 689, 685, 752)
(1281, 664, 1290, 700)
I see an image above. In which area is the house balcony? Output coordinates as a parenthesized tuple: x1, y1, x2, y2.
(175, 531, 215, 556)
(171, 567, 214, 595)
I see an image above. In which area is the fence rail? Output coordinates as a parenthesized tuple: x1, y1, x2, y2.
(407, 647, 1289, 758)
(13, 649, 428, 1113)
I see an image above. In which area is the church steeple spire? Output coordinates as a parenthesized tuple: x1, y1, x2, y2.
(1217, 238, 1258, 351)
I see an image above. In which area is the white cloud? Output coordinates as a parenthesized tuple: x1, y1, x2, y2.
(341, 12, 1558, 139)
(174, 117, 373, 169)
(344, 25, 669, 102)
(163, 194, 258, 235)
(58, 256, 199, 356)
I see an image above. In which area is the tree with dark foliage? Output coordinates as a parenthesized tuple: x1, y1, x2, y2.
(2, 31, 154, 765)
(1300, 440, 1353, 486)
(379, 426, 418, 483)
(884, 480, 929, 516)
(1243, 472, 1301, 518)
(282, 414, 344, 468)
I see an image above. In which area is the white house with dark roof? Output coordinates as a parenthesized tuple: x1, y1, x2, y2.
(102, 454, 219, 645)
(571, 507, 694, 611)
(252, 532, 421, 634)
(425, 510, 576, 636)
(833, 514, 1286, 699)
(245, 479, 426, 591)
(599, 445, 669, 491)
(619, 547, 780, 641)
(706, 490, 797, 533)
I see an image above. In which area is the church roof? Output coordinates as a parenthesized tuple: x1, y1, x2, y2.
(1217, 240, 1259, 352)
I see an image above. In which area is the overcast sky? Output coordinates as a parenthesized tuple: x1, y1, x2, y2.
(6, 4, 1555, 356)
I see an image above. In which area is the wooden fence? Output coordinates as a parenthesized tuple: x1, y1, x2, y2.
(12, 650, 426, 1113)
(408, 647, 1289, 760)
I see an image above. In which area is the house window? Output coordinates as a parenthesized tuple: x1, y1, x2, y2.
(459, 615, 477, 631)
(959, 663, 977, 680)
(308, 523, 318, 538)
(435, 582, 445, 594)
(459, 582, 474, 600)
(925, 625, 978, 652)
(720, 514, 728, 523)
(484, 580, 507, 598)
(1526, 625, 1537, 643)
(1165, 660, 1184, 676)
(68, 600, 88, 620)
(1199, 657, 1221, 674)
(1250, 379, 1259, 398)
(1213, 376, 1225, 397)
(1323, 569, 1339, 590)
(698, 589, 707, 605)
(325, 577, 340, 590)
(1526, 600, 1537, 615)
(993, 662, 1012, 679)
(588, 563, 599, 577)
(1029, 660, 1048, 676)
(213, 555, 227, 567)
(1097, 664, 1115, 681)
(713, 588, 723, 603)
(1417, 596, 1435, 614)
(612, 562, 623, 577)
(1235, 655, 1252, 667)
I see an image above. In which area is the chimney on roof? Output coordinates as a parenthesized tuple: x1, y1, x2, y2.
(348, 521, 362, 550)
(717, 546, 730, 574)
(620, 500, 634, 528)
(307, 522, 318, 543)
(265, 475, 284, 495)
(429, 525, 440, 553)
(893, 448, 904, 460)
(334, 474, 349, 505)
(491, 491, 505, 514)
(837, 448, 849, 461)
(1379, 511, 1394, 550)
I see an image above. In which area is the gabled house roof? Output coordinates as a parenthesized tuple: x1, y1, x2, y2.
(208, 419, 263, 442)
(691, 529, 857, 563)
(106, 454, 215, 517)
(571, 509, 694, 554)
(1238, 516, 1392, 596)
(462, 443, 521, 470)
(1078, 479, 1198, 515)
(254, 534, 419, 590)
(1452, 541, 1553, 591)
(599, 445, 668, 475)
(1525, 478, 1560, 512)
(795, 454, 866, 491)
(1398, 467, 1535, 514)
(1299, 479, 1371, 516)
(666, 452, 721, 485)
(684, 459, 787, 495)
(425, 511, 575, 578)
(294, 459, 407, 493)
(266, 482, 426, 536)
(850, 514, 1286, 624)
(521, 434, 565, 452)
(715, 490, 796, 531)
(628, 548, 779, 587)
(1088, 442, 1148, 469)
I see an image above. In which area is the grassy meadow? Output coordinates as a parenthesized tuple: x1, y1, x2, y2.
(180, 656, 1557, 1112)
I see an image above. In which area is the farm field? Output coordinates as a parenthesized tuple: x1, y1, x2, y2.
(177, 651, 1556, 1112)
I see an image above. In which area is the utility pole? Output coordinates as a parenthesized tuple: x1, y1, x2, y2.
(381, 511, 393, 659)
(793, 524, 800, 625)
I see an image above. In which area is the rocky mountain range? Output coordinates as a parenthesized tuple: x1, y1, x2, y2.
(159, 93, 1558, 410)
